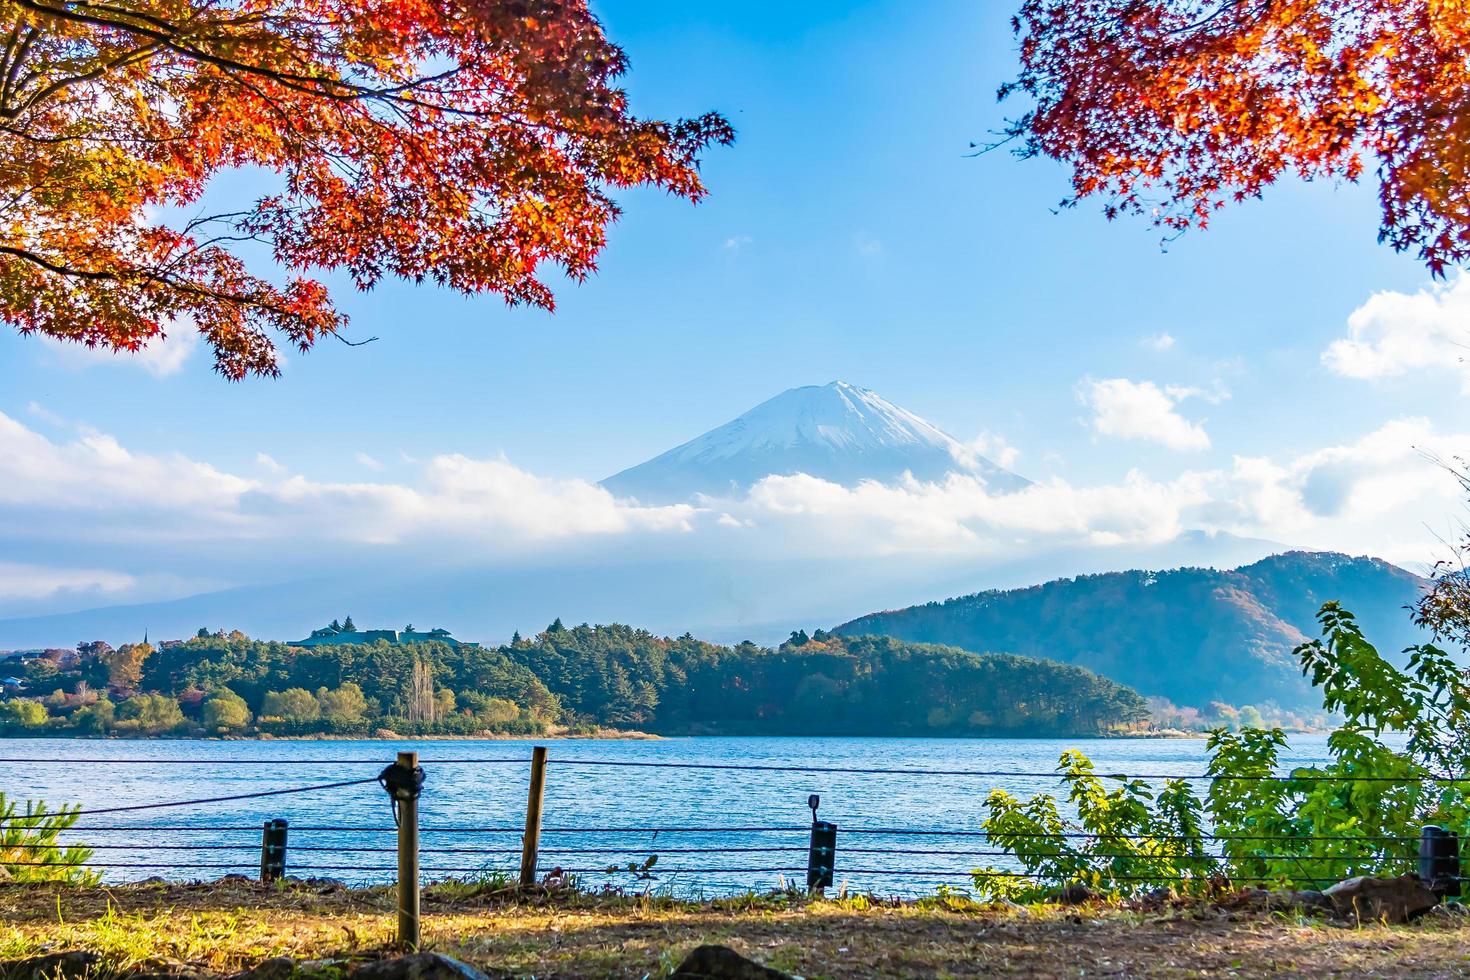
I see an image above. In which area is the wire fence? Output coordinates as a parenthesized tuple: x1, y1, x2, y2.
(5, 754, 1467, 781)
(1, 748, 1461, 909)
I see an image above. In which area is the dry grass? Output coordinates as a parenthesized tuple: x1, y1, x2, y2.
(2, 878, 1469, 979)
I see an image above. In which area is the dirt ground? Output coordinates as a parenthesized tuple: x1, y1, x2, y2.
(2, 879, 1468, 979)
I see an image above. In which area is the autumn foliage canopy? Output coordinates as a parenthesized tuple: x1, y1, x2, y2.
(1003, 0, 1470, 274)
(0, 0, 732, 377)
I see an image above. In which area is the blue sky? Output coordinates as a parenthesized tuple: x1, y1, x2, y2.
(1, 0, 1466, 628)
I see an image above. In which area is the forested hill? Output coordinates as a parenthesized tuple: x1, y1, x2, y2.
(1, 626, 1147, 738)
(834, 551, 1427, 712)
(501, 625, 1145, 736)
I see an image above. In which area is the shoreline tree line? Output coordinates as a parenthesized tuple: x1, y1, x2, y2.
(0, 625, 1147, 738)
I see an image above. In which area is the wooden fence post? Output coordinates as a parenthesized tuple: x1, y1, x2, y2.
(519, 746, 548, 888)
(395, 750, 421, 950)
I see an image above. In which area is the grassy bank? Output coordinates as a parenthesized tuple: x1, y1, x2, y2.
(3, 878, 1468, 978)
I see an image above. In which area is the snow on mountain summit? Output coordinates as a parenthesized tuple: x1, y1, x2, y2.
(601, 381, 1030, 503)
(671, 381, 953, 459)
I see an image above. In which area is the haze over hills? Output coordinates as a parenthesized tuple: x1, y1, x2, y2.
(601, 380, 1030, 503)
(0, 379, 1333, 660)
(0, 532, 1287, 651)
(834, 551, 1430, 712)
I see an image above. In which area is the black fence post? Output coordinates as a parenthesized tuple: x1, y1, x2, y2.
(259, 818, 288, 883)
(1419, 825, 1461, 898)
(806, 794, 836, 894)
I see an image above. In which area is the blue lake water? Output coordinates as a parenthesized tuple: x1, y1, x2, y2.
(4, 735, 1348, 896)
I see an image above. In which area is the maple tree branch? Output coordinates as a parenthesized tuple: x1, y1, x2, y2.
(1165, 0, 1277, 37)
(16, 0, 381, 98)
(0, 24, 37, 109)
(0, 120, 186, 143)
(0, 21, 25, 102)
(0, 242, 331, 329)
(0, 180, 46, 217)
(7, 40, 162, 115)
(13, 0, 508, 120)
(0, 242, 114, 279)
(0, 0, 728, 379)
(213, 68, 370, 183)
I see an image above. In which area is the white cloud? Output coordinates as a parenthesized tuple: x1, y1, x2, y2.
(952, 431, 1021, 471)
(277, 453, 699, 543)
(355, 452, 384, 471)
(738, 470, 1202, 555)
(134, 327, 199, 377)
(1187, 417, 1466, 561)
(1323, 275, 1470, 390)
(853, 231, 883, 257)
(0, 410, 694, 553)
(1163, 381, 1230, 405)
(1142, 333, 1176, 351)
(0, 562, 135, 602)
(1081, 378, 1213, 452)
(0, 409, 1462, 599)
(26, 402, 66, 426)
(40, 321, 199, 378)
(0, 410, 254, 526)
(723, 235, 752, 250)
(729, 417, 1466, 562)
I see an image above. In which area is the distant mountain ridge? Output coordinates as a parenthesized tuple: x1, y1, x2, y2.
(834, 551, 1429, 711)
(601, 380, 1028, 503)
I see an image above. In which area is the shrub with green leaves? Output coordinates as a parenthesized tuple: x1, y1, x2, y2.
(974, 751, 1214, 901)
(0, 699, 50, 732)
(202, 688, 252, 733)
(0, 793, 96, 884)
(970, 602, 1468, 899)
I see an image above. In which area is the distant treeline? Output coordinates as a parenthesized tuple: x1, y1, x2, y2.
(504, 623, 1147, 736)
(0, 623, 1147, 737)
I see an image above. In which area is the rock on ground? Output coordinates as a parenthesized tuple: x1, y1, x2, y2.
(350, 953, 488, 980)
(1239, 886, 1334, 913)
(230, 957, 301, 980)
(1324, 874, 1439, 924)
(0, 952, 99, 980)
(1054, 883, 1095, 906)
(670, 945, 798, 979)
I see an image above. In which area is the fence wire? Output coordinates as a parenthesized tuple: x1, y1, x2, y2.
(4, 752, 1454, 894)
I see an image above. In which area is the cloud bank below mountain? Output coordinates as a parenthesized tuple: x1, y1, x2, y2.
(1, 404, 1463, 623)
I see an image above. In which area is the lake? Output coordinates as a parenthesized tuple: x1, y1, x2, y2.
(5, 735, 1349, 896)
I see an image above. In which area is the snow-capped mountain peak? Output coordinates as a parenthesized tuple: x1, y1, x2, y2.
(601, 381, 1028, 503)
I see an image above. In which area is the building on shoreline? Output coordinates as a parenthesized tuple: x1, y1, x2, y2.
(290, 622, 477, 649)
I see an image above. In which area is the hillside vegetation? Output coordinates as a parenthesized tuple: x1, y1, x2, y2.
(503, 624, 1145, 735)
(835, 551, 1426, 712)
(0, 625, 1146, 738)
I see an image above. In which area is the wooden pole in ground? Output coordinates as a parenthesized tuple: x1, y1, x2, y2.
(519, 745, 548, 888)
(395, 750, 421, 950)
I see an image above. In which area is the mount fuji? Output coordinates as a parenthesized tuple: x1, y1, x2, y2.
(0, 382, 1293, 651)
(601, 381, 1030, 503)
